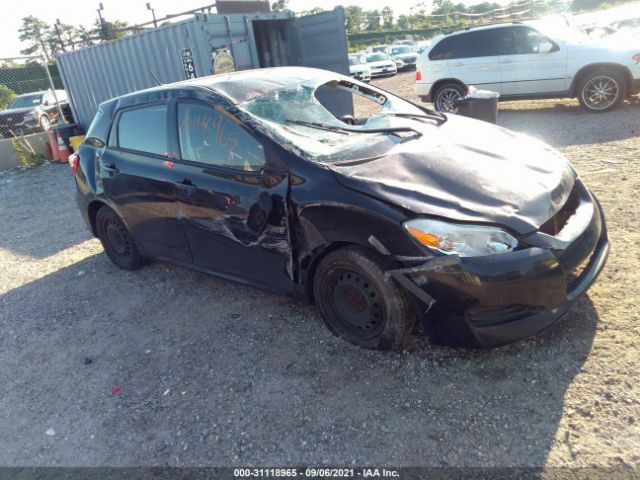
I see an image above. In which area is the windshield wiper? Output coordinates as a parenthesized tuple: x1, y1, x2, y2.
(382, 111, 448, 125)
(285, 119, 423, 137)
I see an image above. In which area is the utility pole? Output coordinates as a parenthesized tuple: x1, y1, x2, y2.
(54, 19, 66, 52)
(146, 3, 158, 28)
(97, 2, 106, 39)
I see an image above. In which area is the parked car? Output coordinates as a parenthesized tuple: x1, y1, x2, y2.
(415, 40, 433, 54)
(581, 23, 618, 38)
(393, 39, 415, 46)
(349, 55, 371, 82)
(0, 89, 68, 137)
(610, 18, 640, 32)
(72, 67, 609, 350)
(415, 22, 640, 113)
(365, 53, 398, 77)
(367, 45, 389, 54)
(386, 45, 419, 70)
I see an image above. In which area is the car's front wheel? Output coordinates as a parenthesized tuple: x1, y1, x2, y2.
(578, 70, 625, 113)
(96, 206, 144, 270)
(433, 82, 467, 113)
(39, 115, 51, 132)
(313, 246, 415, 350)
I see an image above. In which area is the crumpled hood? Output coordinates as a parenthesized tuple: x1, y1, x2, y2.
(328, 114, 576, 235)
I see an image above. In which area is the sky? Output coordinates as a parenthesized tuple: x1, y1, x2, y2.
(2, 0, 638, 58)
(0, 0, 446, 58)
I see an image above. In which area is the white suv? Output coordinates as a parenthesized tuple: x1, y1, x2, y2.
(415, 22, 640, 113)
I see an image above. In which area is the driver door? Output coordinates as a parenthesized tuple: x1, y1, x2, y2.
(498, 26, 568, 95)
(169, 99, 294, 292)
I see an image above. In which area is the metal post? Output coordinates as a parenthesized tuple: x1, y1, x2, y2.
(146, 3, 158, 28)
(97, 3, 106, 39)
(54, 19, 66, 52)
(42, 55, 66, 124)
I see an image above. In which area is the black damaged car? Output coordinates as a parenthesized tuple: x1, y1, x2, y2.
(71, 67, 609, 350)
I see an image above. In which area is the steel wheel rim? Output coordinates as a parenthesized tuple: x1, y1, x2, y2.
(326, 268, 385, 339)
(437, 88, 461, 113)
(41, 116, 50, 130)
(582, 76, 619, 110)
(105, 219, 131, 258)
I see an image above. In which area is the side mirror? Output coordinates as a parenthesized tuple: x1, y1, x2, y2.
(538, 40, 554, 53)
(43, 100, 50, 106)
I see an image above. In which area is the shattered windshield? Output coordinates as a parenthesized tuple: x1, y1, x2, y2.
(240, 77, 427, 162)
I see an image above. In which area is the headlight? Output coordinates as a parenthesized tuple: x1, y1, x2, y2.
(404, 218, 518, 257)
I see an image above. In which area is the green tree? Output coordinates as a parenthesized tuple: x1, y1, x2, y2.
(381, 7, 394, 30)
(301, 7, 324, 15)
(397, 14, 411, 30)
(0, 84, 17, 110)
(365, 10, 381, 31)
(18, 16, 52, 61)
(91, 19, 131, 40)
(344, 6, 365, 32)
(271, 0, 290, 12)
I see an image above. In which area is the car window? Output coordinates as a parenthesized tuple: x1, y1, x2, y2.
(366, 53, 388, 62)
(177, 103, 265, 172)
(117, 104, 168, 156)
(466, 29, 500, 57)
(499, 27, 545, 55)
(428, 34, 467, 60)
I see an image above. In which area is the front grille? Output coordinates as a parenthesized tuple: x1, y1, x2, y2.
(0, 112, 26, 124)
(539, 185, 580, 236)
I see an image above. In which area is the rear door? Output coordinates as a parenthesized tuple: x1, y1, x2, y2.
(294, 7, 353, 117)
(441, 30, 502, 94)
(498, 26, 567, 95)
(169, 99, 293, 291)
(99, 102, 191, 262)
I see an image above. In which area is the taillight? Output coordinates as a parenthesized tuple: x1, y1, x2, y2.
(69, 152, 79, 175)
(416, 70, 422, 81)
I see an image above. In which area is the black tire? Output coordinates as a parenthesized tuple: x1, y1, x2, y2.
(95, 206, 144, 270)
(313, 246, 415, 350)
(432, 82, 467, 113)
(577, 70, 626, 113)
(39, 115, 51, 132)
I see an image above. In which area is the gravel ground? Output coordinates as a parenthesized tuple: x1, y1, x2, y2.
(0, 71, 639, 468)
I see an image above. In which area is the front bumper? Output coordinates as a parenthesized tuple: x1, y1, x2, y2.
(389, 181, 609, 347)
(370, 67, 397, 77)
(0, 117, 39, 135)
(351, 71, 371, 82)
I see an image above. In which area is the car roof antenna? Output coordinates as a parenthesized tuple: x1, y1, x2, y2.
(148, 68, 162, 86)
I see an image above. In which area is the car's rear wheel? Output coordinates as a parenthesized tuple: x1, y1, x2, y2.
(578, 70, 625, 113)
(433, 82, 467, 113)
(96, 206, 144, 270)
(39, 115, 51, 132)
(313, 247, 415, 350)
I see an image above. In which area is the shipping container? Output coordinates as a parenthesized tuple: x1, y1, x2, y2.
(57, 8, 350, 130)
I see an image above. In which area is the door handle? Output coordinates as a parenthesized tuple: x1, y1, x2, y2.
(452, 62, 464, 67)
(501, 58, 514, 64)
(103, 164, 119, 174)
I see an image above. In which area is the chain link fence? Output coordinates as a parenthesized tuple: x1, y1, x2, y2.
(0, 56, 72, 139)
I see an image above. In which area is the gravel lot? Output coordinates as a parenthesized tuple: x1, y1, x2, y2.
(0, 71, 639, 468)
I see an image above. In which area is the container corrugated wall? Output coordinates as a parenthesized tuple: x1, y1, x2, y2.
(58, 18, 212, 130)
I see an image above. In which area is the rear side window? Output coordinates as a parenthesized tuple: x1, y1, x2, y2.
(429, 34, 468, 60)
(116, 104, 168, 156)
(466, 30, 500, 57)
(498, 27, 544, 55)
(177, 103, 265, 172)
